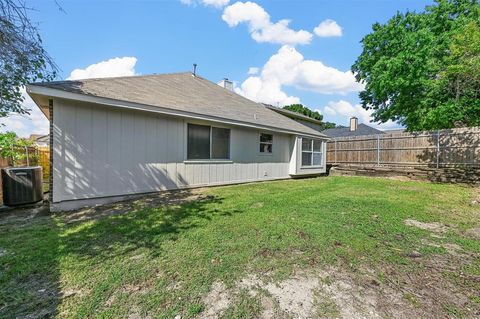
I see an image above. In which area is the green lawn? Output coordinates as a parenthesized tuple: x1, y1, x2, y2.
(0, 176, 479, 318)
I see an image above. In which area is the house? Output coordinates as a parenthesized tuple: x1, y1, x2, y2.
(322, 117, 384, 138)
(29, 134, 50, 147)
(262, 104, 325, 132)
(27, 72, 329, 211)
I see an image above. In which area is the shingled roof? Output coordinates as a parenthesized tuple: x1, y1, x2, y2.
(29, 72, 327, 138)
(263, 104, 324, 125)
(322, 123, 384, 138)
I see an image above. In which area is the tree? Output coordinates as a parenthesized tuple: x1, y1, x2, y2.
(427, 21, 480, 128)
(0, 131, 33, 165)
(283, 104, 323, 121)
(352, 0, 480, 131)
(0, 0, 57, 117)
(282, 104, 337, 130)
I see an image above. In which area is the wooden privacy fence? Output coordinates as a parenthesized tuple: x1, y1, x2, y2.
(327, 127, 480, 168)
(0, 145, 50, 184)
(37, 147, 50, 183)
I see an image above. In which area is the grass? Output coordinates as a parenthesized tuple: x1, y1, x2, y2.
(0, 176, 479, 318)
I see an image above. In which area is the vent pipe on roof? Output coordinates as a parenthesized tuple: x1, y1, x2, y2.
(193, 63, 197, 77)
(350, 117, 358, 131)
(217, 78, 234, 92)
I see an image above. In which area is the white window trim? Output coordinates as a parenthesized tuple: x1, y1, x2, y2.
(301, 138, 324, 168)
(186, 123, 231, 160)
(259, 132, 274, 156)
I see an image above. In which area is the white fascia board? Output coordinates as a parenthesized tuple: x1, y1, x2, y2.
(295, 134, 331, 141)
(27, 84, 328, 139)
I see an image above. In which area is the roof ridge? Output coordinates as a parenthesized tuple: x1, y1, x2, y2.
(31, 71, 194, 85)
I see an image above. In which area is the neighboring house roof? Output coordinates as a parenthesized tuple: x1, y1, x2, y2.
(263, 104, 323, 125)
(29, 134, 43, 141)
(36, 135, 49, 143)
(322, 123, 384, 138)
(28, 72, 327, 138)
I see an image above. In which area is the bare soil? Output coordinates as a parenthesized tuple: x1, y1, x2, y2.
(60, 189, 207, 224)
(404, 219, 448, 233)
(199, 217, 480, 318)
(202, 258, 477, 319)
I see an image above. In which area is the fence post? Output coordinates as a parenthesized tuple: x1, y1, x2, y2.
(25, 146, 29, 167)
(334, 139, 337, 164)
(377, 135, 380, 166)
(436, 130, 440, 169)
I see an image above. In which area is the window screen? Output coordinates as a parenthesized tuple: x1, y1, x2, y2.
(212, 127, 230, 159)
(302, 151, 312, 166)
(187, 124, 230, 160)
(187, 124, 210, 159)
(302, 138, 312, 165)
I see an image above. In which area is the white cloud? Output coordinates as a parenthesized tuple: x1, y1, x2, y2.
(235, 45, 363, 105)
(320, 100, 400, 131)
(67, 56, 137, 80)
(247, 67, 259, 75)
(235, 76, 300, 106)
(0, 88, 49, 138)
(202, 0, 230, 8)
(180, 0, 229, 8)
(314, 19, 343, 37)
(222, 1, 312, 45)
(1, 57, 139, 137)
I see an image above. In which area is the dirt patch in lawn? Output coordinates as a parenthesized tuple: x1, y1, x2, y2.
(465, 227, 480, 240)
(200, 257, 478, 319)
(60, 189, 211, 224)
(404, 219, 448, 233)
(471, 187, 480, 205)
(0, 204, 49, 226)
(202, 281, 232, 319)
(239, 274, 320, 318)
(421, 239, 465, 256)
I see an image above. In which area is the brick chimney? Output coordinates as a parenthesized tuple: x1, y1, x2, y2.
(349, 117, 358, 131)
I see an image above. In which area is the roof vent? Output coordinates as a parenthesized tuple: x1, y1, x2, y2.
(192, 63, 197, 77)
(350, 117, 358, 131)
(217, 78, 234, 92)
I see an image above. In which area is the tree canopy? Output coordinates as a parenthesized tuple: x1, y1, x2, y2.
(352, 0, 480, 131)
(282, 104, 336, 130)
(0, 0, 57, 117)
(0, 131, 33, 165)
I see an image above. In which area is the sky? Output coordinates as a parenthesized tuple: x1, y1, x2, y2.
(2, 0, 435, 137)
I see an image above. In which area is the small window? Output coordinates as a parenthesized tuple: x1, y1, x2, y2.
(260, 133, 273, 153)
(301, 138, 323, 167)
(187, 124, 230, 160)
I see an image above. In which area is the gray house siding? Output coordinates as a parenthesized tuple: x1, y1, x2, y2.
(52, 99, 294, 208)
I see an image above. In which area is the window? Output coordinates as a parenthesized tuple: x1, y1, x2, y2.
(187, 124, 230, 160)
(211, 127, 230, 159)
(260, 133, 273, 154)
(301, 138, 323, 167)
